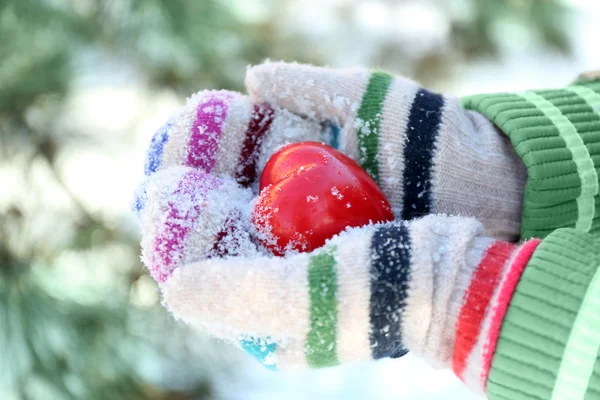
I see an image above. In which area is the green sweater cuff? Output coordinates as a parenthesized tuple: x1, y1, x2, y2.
(462, 80, 600, 240)
(486, 228, 600, 400)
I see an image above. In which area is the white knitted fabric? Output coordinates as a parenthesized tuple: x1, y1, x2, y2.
(137, 167, 257, 283)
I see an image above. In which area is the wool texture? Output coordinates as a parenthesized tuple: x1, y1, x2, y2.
(451, 239, 542, 393)
(139, 90, 322, 190)
(137, 167, 256, 283)
(142, 176, 600, 398)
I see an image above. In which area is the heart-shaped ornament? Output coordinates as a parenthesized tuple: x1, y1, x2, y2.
(252, 141, 394, 255)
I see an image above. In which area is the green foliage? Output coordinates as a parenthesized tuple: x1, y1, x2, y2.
(449, 0, 570, 57)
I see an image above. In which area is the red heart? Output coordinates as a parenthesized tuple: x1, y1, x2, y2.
(252, 141, 394, 255)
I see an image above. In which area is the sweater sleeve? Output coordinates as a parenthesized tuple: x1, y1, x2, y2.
(462, 77, 600, 240)
(482, 228, 600, 400)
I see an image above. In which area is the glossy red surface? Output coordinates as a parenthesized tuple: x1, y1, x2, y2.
(253, 142, 394, 255)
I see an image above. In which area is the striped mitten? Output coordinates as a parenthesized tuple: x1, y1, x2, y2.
(139, 89, 322, 188)
(136, 167, 256, 283)
(157, 212, 541, 396)
(245, 62, 527, 241)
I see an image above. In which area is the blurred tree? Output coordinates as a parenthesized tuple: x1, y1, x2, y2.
(0, 0, 571, 399)
(298, 0, 572, 86)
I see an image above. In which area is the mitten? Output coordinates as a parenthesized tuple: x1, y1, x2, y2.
(245, 62, 528, 241)
(136, 167, 256, 283)
(141, 89, 322, 187)
(135, 77, 600, 400)
(134, 89, 324, 282)
(156, 212, 541, 397)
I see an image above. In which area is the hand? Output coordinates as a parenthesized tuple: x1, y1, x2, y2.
(152, 204, 540, 398)
(245, 62, 527, 241)
(135, 89, 324, 282)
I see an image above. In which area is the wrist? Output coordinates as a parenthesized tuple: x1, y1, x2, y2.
(462, 80, 600, 239)
(397, 216, 542, 395)
(430, 98, 527, 241)
(401, 216, 497, 367)
(485, 229, 600, 400)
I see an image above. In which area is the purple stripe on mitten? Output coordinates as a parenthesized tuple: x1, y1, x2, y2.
(151, 170, 223, 282)
(186, 93, 234, 171)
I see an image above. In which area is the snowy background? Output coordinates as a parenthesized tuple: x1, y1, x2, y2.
(2, 0, 600, 399)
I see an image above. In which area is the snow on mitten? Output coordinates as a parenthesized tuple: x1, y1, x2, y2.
(137, 167, 256, 284)
(246, 62, 528, 241)
(161, 214, 541, 396)
(142, 90, 322, 187)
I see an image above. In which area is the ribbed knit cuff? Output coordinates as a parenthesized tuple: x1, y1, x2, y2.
(462, 80, 600, 239)
(486, 229, 600, 400)
(448, 235, 542, 394)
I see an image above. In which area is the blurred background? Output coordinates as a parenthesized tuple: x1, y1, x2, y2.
(1, 0, 599, 399)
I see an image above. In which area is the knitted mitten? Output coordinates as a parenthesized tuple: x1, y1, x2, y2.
(136, 74, 600, 400)
(139, 90, 322, 188)
(245, 62, 528, 241)
(136, 167, 256, 283)
(148, 203, 540, 396)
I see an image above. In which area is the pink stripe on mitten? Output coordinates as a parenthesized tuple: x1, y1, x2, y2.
(151, 170, 222, 282)
(140, 167, 256, 284)
(186, 93, 235, 171)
